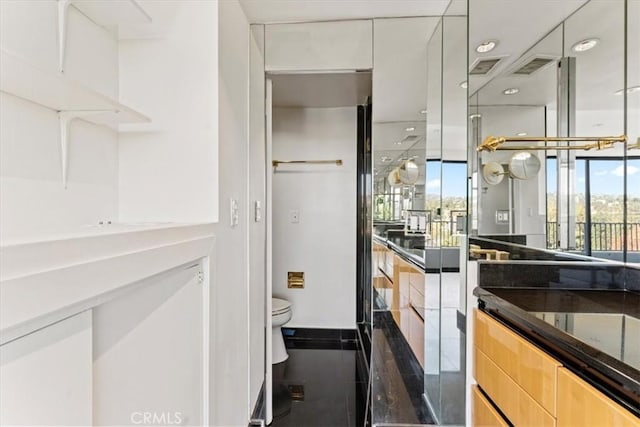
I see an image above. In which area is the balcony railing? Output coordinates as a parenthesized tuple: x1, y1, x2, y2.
(547, 221, 640, 252)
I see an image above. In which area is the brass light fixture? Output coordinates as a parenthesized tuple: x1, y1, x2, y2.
(477, 135, 627, 152)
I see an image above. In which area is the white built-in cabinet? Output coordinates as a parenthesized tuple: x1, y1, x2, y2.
(0, 2, 216, 423)
(0, 227, 213, 426)
(0, 311, 92, 426)
(265, 20, 373, 71)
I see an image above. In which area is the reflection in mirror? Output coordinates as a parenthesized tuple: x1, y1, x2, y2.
(470, 0, 635, 263)
(370, 15, 444, 426)
(627, 0, 639, 264)
(437, 14, 467, 426)
(423, 17, 443, 423)
(472, 23, 561, 248)
(563, 0, 626, 261)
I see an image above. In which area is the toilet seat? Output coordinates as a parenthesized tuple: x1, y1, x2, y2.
(272, 297, 291, 315)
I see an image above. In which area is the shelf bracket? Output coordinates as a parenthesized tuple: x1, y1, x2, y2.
(59, 110, 112, 189)
(57, 0, 71, 73)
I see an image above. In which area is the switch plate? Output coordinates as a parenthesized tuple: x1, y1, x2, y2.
(230, 198, 239, 227)
(255, 200, 262, 222)
(289, 209, 300, 223)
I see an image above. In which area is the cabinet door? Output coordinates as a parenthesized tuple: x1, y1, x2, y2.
(472, 385, 509, 427)
(92, 266, 203, 426)
(265, 20, 372, 71)
(0, 311, 92, 426)
(557, 368, 639, 427)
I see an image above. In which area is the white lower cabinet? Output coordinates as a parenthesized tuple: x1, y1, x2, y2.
(92, 265, 204, 426)
(0, 264, 205, 426)
(0, 311, 93, 426)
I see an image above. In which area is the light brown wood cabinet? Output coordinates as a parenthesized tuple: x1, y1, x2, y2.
(475, 309, 560, 415)
(472, 385, 509, 427)
(556, 368, 640, 427)
(472, 309, 640, 427)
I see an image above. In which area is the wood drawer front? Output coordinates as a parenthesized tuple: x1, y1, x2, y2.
(472, 385, 509, 427)
(475, 309, 561, 415)
(557, 368, 640, 427)
(475, 347, 556, 427)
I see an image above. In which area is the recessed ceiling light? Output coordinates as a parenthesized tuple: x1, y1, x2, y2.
(420, 109, 427, 114)
(460, 81, 468, 89)
(395, 141, 403, 145)
(381, 156, 392, 162)
(614, 85, 640, 95)
(516, 132, 527, 136)
(405, 127, 416, 132)
(503, 88, 519, 95)
(476, 40, 497, 53)
(572, 38, 599, 52)
(593, 123, 604, 127)
(469, 113, 482, 119)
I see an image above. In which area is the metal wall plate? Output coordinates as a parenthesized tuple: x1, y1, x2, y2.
(288, 271, 304, 289)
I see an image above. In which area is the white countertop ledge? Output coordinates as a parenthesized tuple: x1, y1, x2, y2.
(0, 223, 216, 344)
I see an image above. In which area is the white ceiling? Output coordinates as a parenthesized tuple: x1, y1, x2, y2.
(238, 0, 451, 24)
(473, 0, 638, 149)
(468, 0, 588, 94)
(373, 17, 439, 123)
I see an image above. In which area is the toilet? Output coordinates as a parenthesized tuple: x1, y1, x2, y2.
(272, 297, 292, 364)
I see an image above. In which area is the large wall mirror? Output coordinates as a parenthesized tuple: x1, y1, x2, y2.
(468, 0, 638, 265)
(370, 5, 467, 424)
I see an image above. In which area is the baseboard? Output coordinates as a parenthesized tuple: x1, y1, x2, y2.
(248, 382, 265, 426)
(282, 327, 357, 350)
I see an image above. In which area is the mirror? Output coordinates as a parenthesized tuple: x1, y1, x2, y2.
(627, 0, 639, 265)
(371, 16, 441, 426)
(371, 8, 468, 424)
(508, 152, 541, 180)
(469, 0, 635, 263)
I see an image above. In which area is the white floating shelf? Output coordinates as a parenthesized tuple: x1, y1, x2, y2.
(70, 0, 152, 28)
(0, 49, 150, 127)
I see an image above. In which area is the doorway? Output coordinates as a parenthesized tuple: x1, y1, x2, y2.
(264, 72, 372, 425)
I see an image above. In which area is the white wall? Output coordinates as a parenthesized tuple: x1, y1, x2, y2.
(118, 1, 218, 223)
(210, 1, 253, 425)
(0, 1, 119, 240)
(272, 107, 357, 329)
(248, 24, 267, 412)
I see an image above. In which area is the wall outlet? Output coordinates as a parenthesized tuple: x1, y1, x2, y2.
(289, 209, 300, 223)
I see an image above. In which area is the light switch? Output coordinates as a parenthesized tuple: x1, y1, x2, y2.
(255, 201, 262, 222)
(230, 198, 239, 227)
(289, 209, 300, 223)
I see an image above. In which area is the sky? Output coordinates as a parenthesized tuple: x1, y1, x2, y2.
(547, 158, 640, 197)
(421, 158, 640, 198)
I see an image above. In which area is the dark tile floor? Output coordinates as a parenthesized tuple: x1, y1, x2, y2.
(271, 342, 367, 427)
(370, 311, 434, 425)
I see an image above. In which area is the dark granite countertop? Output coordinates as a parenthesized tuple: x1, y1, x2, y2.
(373, 234, 426, 271)
(474, 287, 640, 417)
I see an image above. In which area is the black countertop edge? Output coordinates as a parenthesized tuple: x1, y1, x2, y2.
(373, 235, 426, 272)
(473, 287, 640, 418)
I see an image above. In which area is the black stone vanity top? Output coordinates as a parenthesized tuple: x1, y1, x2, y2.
(373, 234, 426, 271)
(474, 286, 640, 417)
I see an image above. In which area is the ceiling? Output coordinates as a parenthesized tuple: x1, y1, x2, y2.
(468, 0, 589, 94)
(473, 0, 638, 151)
(238, 0, 451, 24)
